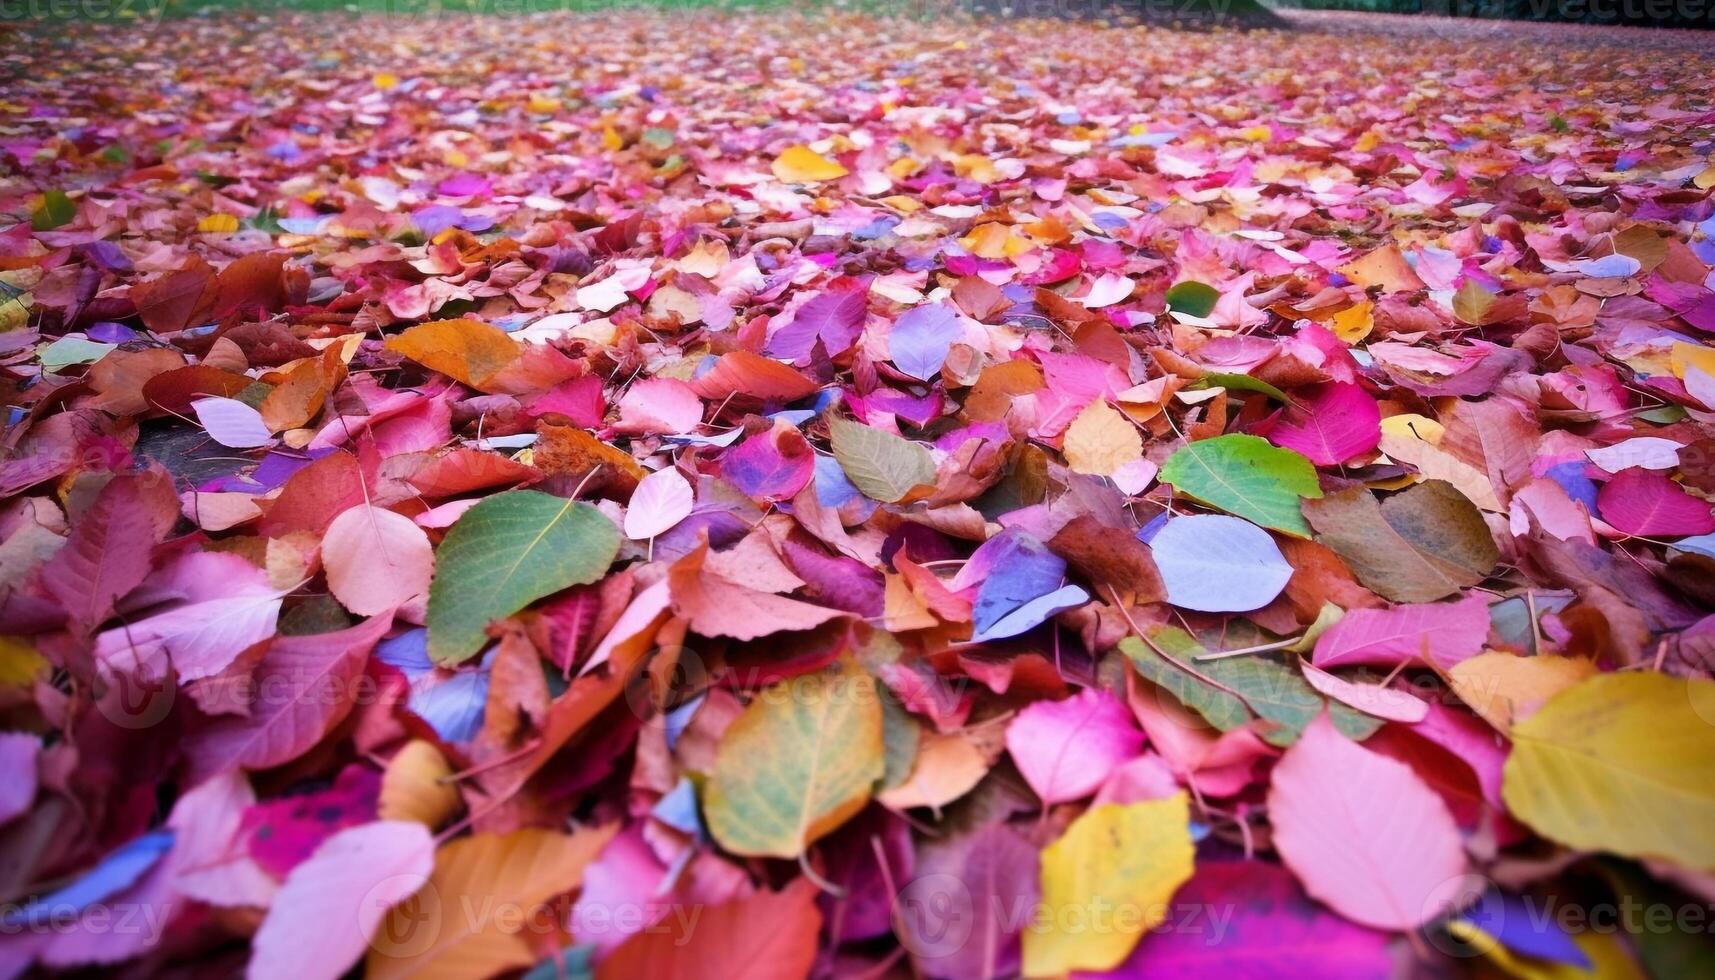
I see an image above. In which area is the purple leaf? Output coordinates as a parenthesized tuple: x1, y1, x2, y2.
(889, 303, 962, 380)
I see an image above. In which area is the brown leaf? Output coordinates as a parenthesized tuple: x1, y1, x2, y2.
(130, 257, 217, 332)
(1303, 481, 1498, 602)
(1048, 514, 1166, 605)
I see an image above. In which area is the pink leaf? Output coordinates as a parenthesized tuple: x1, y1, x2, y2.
(247, 821, 435, 980)
(1005, 688, 1145, 805)
(583, 578, 673, 675)
(0, 733, 39, 825)
(1107, 859, 1392, 978)
(720, 420, 816, 502)
(36, 470, 177, 633)
(192, 396, 275, 448)
(1312, 595, 1490, 670)
(1266, 714, 1466, 932)
(1596, 467, 1715, 537)
(92, 553, 284, 682)
(186, 614, 392, 782)
(1263, 382, 1381, 466)
(624, 467, 694, 539)
(167, 770, 277, 909)
(1301, 663, 1429, 723)
(1407, 701, 1508, 809)
(903, 822, 1038, 979)
(614, 377, 703, 435)
(321, 504, 434, 616)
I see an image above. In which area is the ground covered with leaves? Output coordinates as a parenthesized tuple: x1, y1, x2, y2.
(3, 8, 1715, 979)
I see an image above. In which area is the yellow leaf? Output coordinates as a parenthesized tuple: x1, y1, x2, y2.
(1064, 399, 1142, 477)
(1379, 412, 1444, 444)
(1696, 163, 1715, 191)
(958, 222, 1031, 260)
(678, 238, 729, 278)
(1670, 342, 1715, 382)
(372, 71, 399, 90)
(385, 318, 521, 391)
(1024, 794, 1196, 976)
(771, 145, 848, 183)
(526, 93, 559, 114)
(703, 657, 883, 858)
(1503, 672, 1715, 871)
(197, 213, 239, 234)
(953, 153, 1000, 183)
(1449, 651, 1596, 733)
(0, 636, 48, 688)
(378, 740, 462, 829)
(1453, 279, 1498, 325)
(1330, 300, 1374, 344)
(367, 825, 616, 980)
(600, 125, 624, 152)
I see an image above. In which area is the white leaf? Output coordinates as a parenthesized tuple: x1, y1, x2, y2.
(192, 397, 274, 449)
(623, 467, 694, 540)
(1150, 514, 1291, 613)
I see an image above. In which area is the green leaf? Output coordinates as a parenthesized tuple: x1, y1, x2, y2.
(877, 689, 921, 793)
(1188, 372, 1291, 403)
(244, 205, 286, 235)
(703, 657, 884, 857)
(1120, 632, 1249, 733)
(1164, 281, 1220, 317)
(31, 190, 76, 232)
(1160, 433, 1321, 536)
(426, 490, 620, 664)
(39, 337, 114, 371)
(1638, 405, 1687, 424)
(828, 415, 935, 503)
(1121, 629, 1381, 747)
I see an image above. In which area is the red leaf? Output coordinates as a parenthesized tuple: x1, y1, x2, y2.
(595, 879, 821, 980)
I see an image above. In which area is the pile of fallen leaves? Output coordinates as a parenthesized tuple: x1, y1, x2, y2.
(2, 8, 1715, 978)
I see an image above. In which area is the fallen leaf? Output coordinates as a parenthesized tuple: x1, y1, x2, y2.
(368, 826, 616, 980)
(249, 821, 435, 980)
(426, 490, 621, 663)
(1503, 672, 1715, 870)
(703, 657, 883, 858)
(1023, 794, 1195, 975)
(1006, 688, 1144, 805)
(386, 318, 522, 391)
(1160, 434, 1322, 536)
(1267, 714, 1465, 931)
(322, 504, 434, 616)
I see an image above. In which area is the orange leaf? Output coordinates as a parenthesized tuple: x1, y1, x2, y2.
(368, 826, 616, 980)
(532, 422, 644, 498)
(688, 350, 820, 404)
(1337, 244, 1425, 293)
(385, 318, 521, 390)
